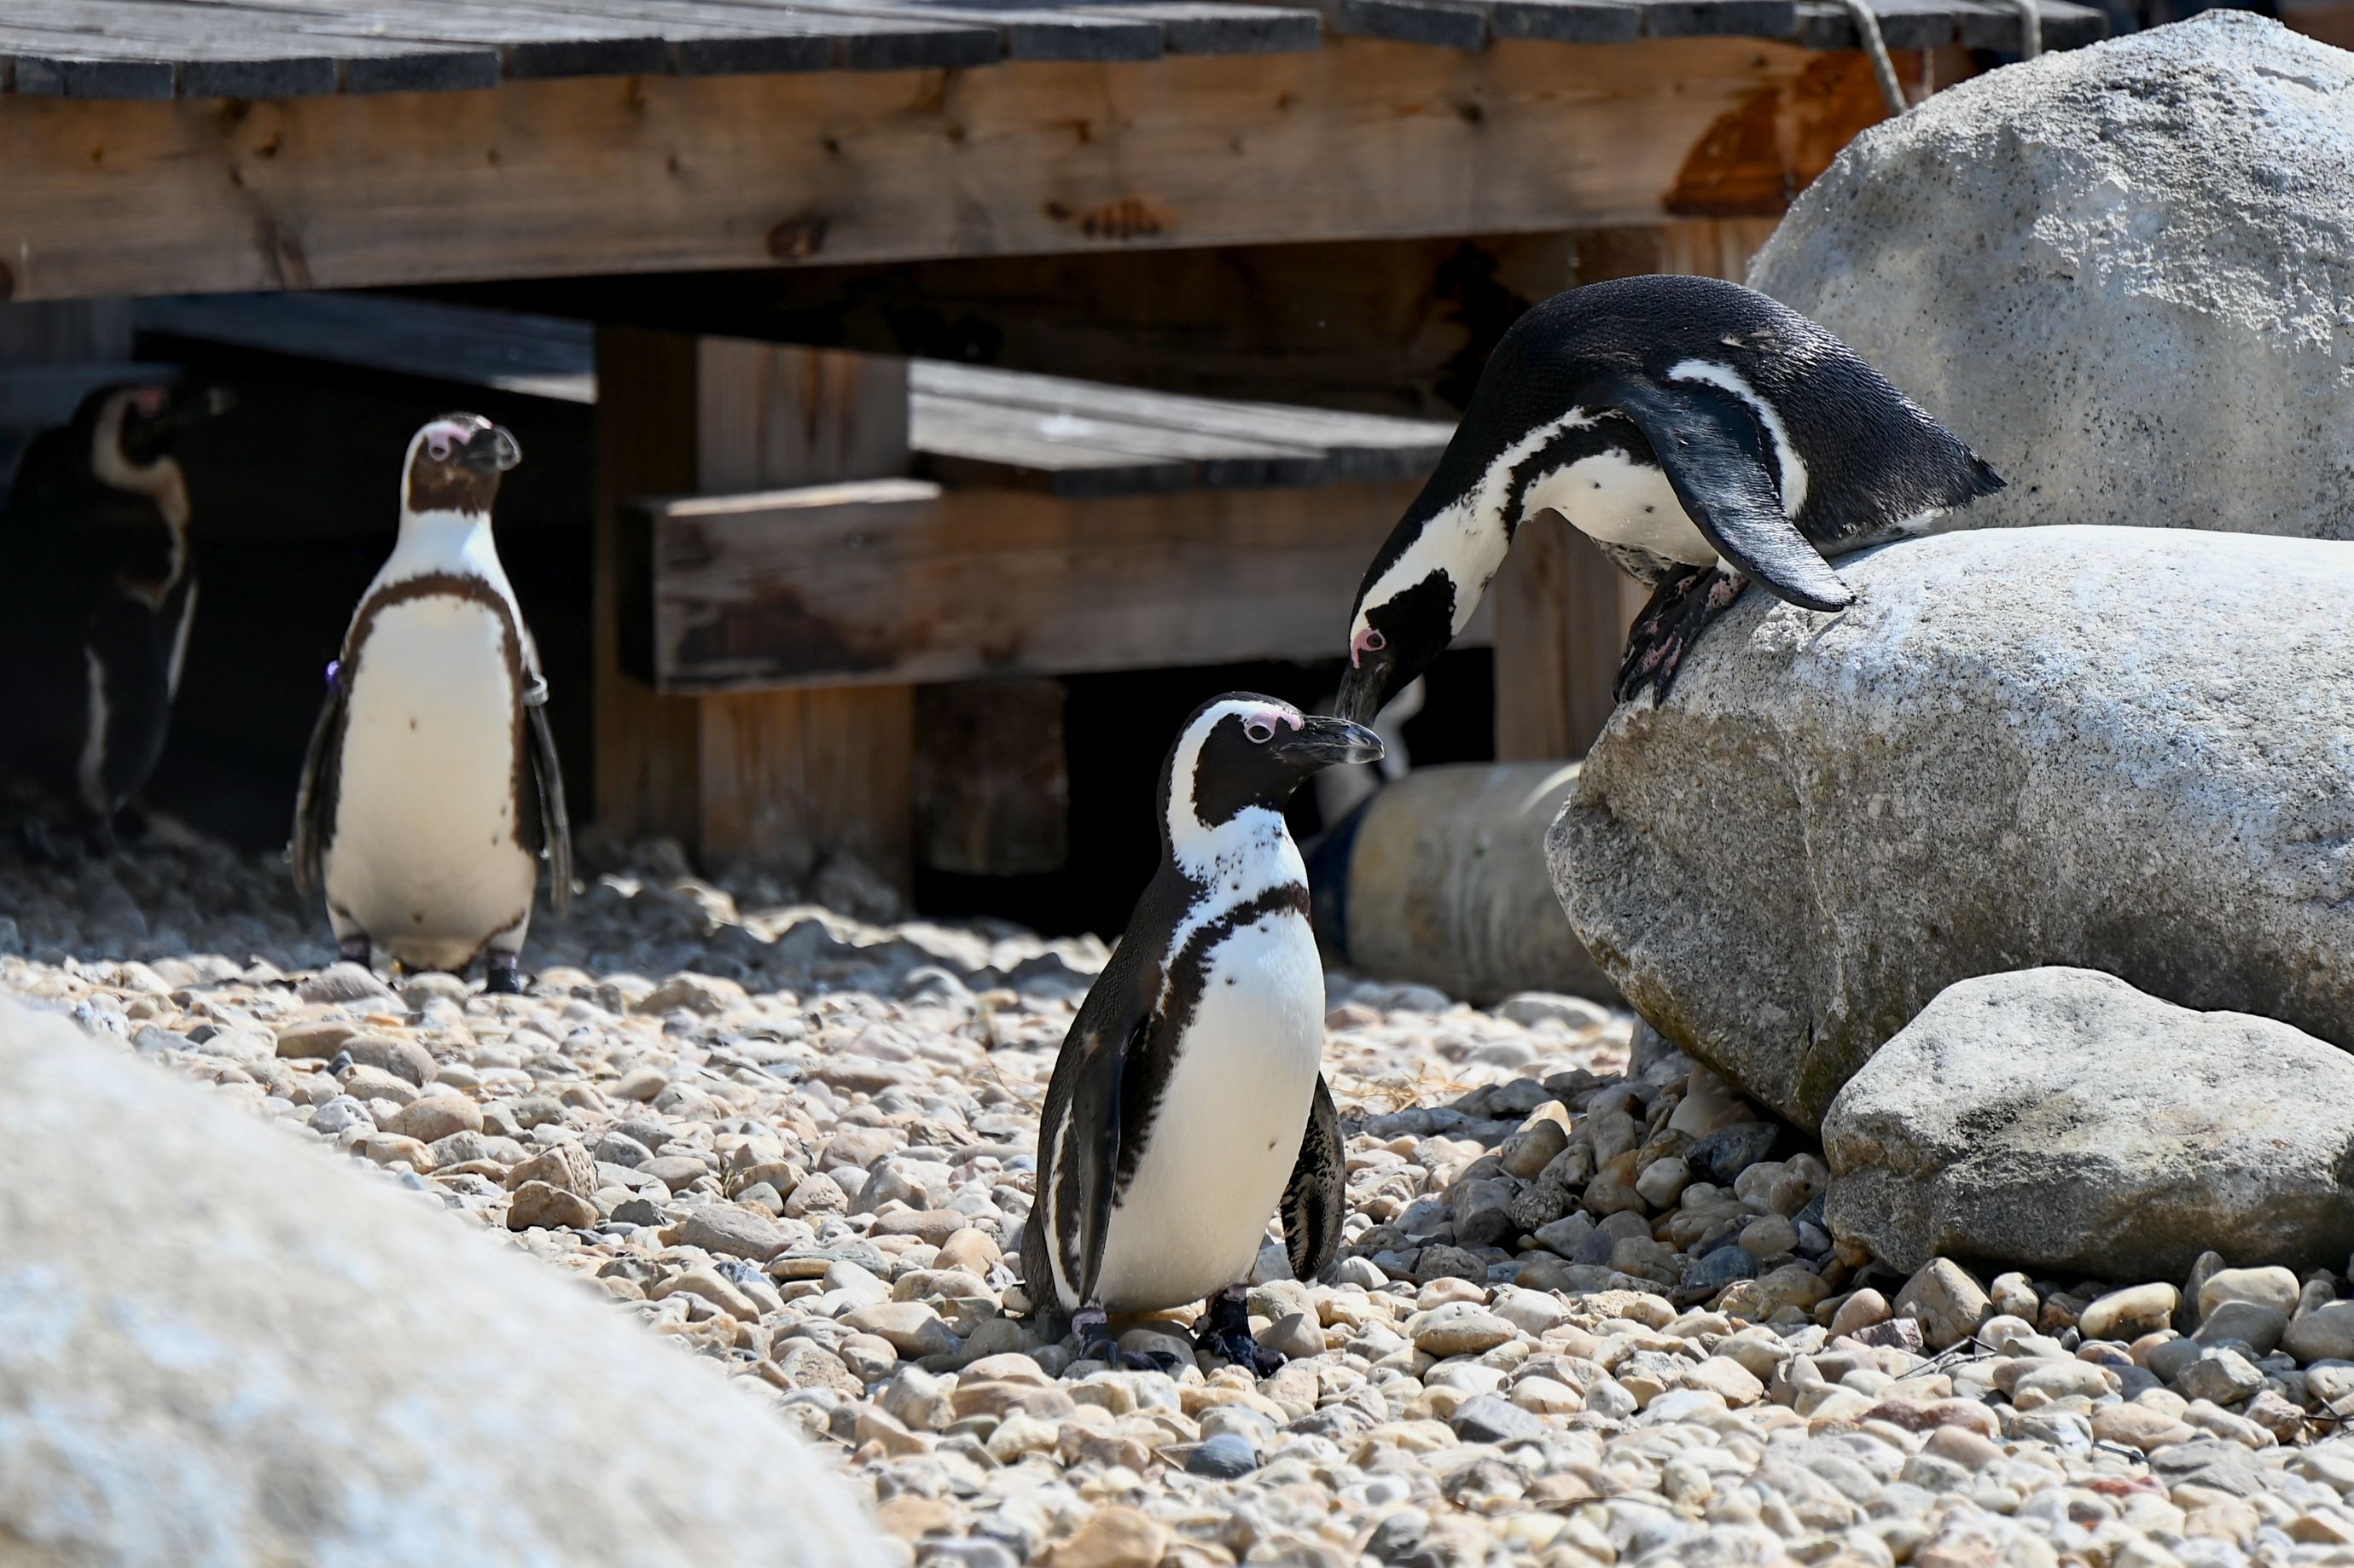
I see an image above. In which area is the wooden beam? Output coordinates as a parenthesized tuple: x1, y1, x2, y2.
(3, 38, 1897, 302)
(625, 474, 1466, 692)
(1490, 521, 1628, 761)
(594, 326, 915, 884)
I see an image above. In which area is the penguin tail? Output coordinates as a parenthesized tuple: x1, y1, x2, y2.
(1964, 450, 2007, 498)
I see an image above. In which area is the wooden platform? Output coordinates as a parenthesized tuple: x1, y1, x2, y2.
(0, 0, 2100, 100)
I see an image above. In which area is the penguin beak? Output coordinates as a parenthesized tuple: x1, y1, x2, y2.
(1334, 655, 1393, 728)
(457, 424, 523, 475)
(1272, 715, 1385, 769)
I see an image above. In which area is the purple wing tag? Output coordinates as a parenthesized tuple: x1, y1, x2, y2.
(325, 659, 343, 694)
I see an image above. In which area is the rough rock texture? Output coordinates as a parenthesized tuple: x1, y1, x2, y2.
(1548, 525, 2354, 1130)
(0, 1001, 883, 1567)
(1750, 11, 2354, 543)
(1822, 969, 2354, 1277)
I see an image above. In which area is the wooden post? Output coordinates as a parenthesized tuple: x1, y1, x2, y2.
(593, 326, 915, 884)
(1491, 522, 1629, 761)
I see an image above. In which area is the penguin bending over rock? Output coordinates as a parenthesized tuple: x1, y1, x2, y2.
(290, 414, 570, 994)
(0, 381, 233, 850)
(1335, 275, 2003, 723)
(1023, 694, 1381, 1373)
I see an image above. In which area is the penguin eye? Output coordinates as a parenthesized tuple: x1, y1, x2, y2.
(1362, 630, 1387, 653)
(1244, 722, 1275, 744)
(427, 437, 452, 462)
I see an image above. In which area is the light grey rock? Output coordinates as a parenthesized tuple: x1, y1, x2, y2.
(1550, 527, 2354, 1129)
(0, 1002, 881, 1567)
(1751, 12, 2354, 547)
(1823, 968, 2354, 1277)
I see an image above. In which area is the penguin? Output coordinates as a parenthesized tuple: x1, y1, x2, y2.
(1022, 694, 1382, 1373)
(1334, 275, 2003, 723)
(0, 380, 234, 851)
(289, 413, 570, 994)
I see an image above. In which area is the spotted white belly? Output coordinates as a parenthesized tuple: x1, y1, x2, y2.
(324, 595, 535, 969)
(1524, 447, 1718, 567)
(1091, 909, 1327, 1312)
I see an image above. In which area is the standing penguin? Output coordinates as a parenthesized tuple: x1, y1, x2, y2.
(0, 380, 234, 849)
(1023, 694, 1381, 1373)
(290, 414, 569, 993)
(1335, 275, 2003, 723)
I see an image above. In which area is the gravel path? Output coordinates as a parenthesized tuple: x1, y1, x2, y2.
(9, 839, 2354, 1568)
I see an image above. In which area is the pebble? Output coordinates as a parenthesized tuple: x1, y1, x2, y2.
(18, 841, 2354, 1568)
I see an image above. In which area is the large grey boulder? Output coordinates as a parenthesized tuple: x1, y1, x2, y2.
(1822, 968, 2354, 1278)
(1547, 524, 2354, 1131)
(1749, 11, 2354, 543)
(0, 1001, 884, 1567)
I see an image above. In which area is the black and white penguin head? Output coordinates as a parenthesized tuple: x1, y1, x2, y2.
(1158, 694, 1383, 857)
(1334, 522, 1491, 726)
(401, 413, 522, 518)
(78, 381, 235, 482)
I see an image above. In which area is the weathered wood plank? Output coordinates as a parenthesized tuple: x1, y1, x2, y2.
(137, 292, 597, 398)
(627, 475, 1446, 691)
(911, 392, 1335, 492)
(915, 361, 1450, 479)
(0, 37, 1906, 300)
(1489, 520, 1625, 760)
(596, 327, 916, 880)
(0, 1, 503, 98)
(1077, 3, 1324, 53)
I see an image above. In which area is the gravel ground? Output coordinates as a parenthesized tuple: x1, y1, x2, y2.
(10, 838, 2354, 1568)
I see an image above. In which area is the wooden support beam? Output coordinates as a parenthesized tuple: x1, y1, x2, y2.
(624, 475, 1456, 692)
(1490, 522, 1629, 762)
(3, 38, 1898, 303)
(594, 325, 915, 884)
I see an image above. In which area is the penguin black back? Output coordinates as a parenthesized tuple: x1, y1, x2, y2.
(1340, 275, 2002, 719)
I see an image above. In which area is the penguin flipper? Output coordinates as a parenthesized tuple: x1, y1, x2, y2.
(288, 682, 346, 898)
(1603, 378, 1855, 614)
(526, 699, 573, 920)
(1279, 1073, 1346, 1284)
(1066, 1009, 1147, 1307)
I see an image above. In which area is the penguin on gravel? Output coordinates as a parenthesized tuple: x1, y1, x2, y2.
(1334, 275, 2003, 723)
(290, 413, 569, 994)
(0, 380, 234, 851)
(1023, 694, 1382, 1373)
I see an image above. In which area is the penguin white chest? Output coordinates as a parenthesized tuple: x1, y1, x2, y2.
(1524, 449, 1718, 568)
(325, 594, 535, 968)
(1091, 909, 1326, 1312)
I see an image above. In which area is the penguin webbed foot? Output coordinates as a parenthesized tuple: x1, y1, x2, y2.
(1070, 1306, 1178, 1373)
(1194, 1286, 1285, 1379)
(484, 955, 526, 996)
(1615, 567, 1747, 706)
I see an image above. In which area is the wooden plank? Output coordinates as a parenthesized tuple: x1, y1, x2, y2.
(1794, 0, 2097, 47)
(0, 2, 501, 98)
(1318, 0, 1488, 48)
(596, 327, 915, 881)
(0, 37, 1912, 300)
(1078, 3, 1323, 52)
(137, 292, 597, 399)
(915, 680, 1069, 875)
(1484, 0, 1642, 43)
(914, 360, 1450, 480)
(910, 392, 1335, 492)
(774, 0, 1164, 59)
(627, 475, 1445, 691)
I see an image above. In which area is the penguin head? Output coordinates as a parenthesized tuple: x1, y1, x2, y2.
(1159, 694, 1384, 847)
(1336, 551, 1472, 727)
(83, 380, 235, 471)
(403, 413, 522, 518)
